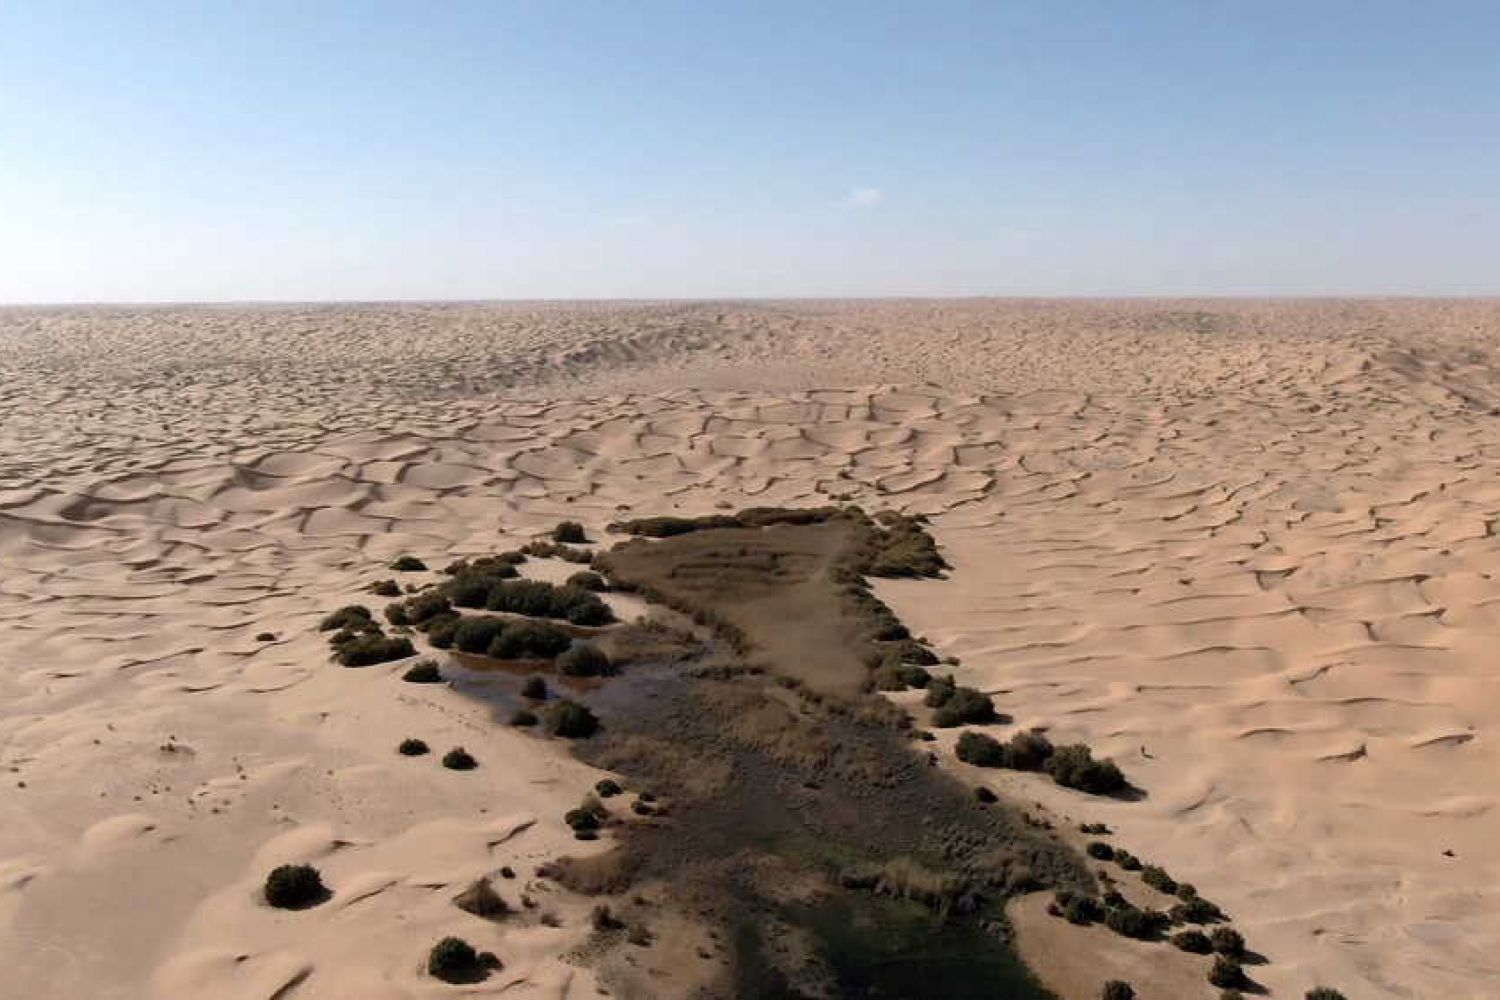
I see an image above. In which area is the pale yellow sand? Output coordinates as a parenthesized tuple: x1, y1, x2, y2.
(2, 300, 1498, 998)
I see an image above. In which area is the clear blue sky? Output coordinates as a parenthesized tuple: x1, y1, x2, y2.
(1, 1, 1496, 302)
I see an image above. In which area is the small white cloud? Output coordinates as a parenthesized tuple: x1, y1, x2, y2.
(840, 186, 884, 208)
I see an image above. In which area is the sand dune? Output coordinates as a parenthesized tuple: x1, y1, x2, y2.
(3, 299, 1499, 997)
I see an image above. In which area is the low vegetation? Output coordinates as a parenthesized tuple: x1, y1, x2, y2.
(545, 699, 599, 738)
(557, 642, 613, 677)
(334, 633, 415, 667)
(1101, 983, 1135, 1000)
(402, 660, 442, 683)
(1208, 956, 1248, 989)
(427, 936, 497, 983)
(398, 738, 429, 756)
(521, 674, 548, 699)
(390, 555, 427, 572)
(264, 864, 327, 909)
(1172, 928, 1213, 953)
(553, 520, 587, 543)
(442, 747, 478, 770)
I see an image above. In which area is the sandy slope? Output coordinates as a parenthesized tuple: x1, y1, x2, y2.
(2, 299, 1499, 998)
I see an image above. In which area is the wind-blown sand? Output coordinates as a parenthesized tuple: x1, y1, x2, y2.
(2, 299, 1498, 998)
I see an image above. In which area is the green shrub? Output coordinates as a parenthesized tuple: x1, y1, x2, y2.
(1045, 744, 1127, 795)
(402, 590, 453, 626)
(1101, 983, 1135, 1000)
(1209, 926, 1245, 956)
(398, 738, 429, 756)
(955, 731, 1006, 767)
(557, 643, 614, 677)
(1003, 730, 1054, 770)
(336, 635, 415, 667)
(511, 709, 538, 727)
(427, 616, 459, 648)
(567, 570, 607, 592)
(1208, 956, 1246, 989)
(454, 616, 508, 654)
(974, 785, 997, 803)
(320, 605, 373, 631)
(1171, 897, 1224, 924)
(427, 936, 493, 982)
(565, 807, 601, 832)
(490, 621, 573, 660)
(924, 676, 955, 707)
(1306, 991, 1346, 1000)
(264, 864, 327, 908)
(390, 555, 427, 572)
(1060, 893, 1104, 925)
(385, 604, 411, 628)
(595, 778, 623, 798)
(1104, 905, 1166, 940)
(402, 660, 442, 683)
(483, 579, 614, 626)
(256, 631, 276, 642)
(932, 686, 996, 727)
(1086, 841, 1115, 861)
(521, 675, 548, 699)
(370, 579, 401, 597)
(1141, 865, 1178, 895)
(553, 521, 587, 543)
(545, 699, 599, 738)
(1172, 929, 1212, 953)
(442, 747, 478, 770)
(1115, 850, 1142, 872)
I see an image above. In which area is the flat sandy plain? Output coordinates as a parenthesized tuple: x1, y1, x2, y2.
(2, 299, 1498, 999)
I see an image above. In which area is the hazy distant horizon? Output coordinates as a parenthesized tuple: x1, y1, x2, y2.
(4, 2, 1498, 303)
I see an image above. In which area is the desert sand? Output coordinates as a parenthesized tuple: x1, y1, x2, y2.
(2, 299, 1498, 998)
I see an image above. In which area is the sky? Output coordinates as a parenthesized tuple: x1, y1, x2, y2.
(1, 1, 1497, 302)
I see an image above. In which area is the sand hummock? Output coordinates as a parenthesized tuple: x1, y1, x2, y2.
(2, 299, 1500, 998)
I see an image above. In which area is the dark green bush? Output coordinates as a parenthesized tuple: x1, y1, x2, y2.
(1171, 897, 1224, 924)
(427, 615, 459, 648)
(1101, 983, 1135, 1000)
(264, 864, 327, 908)
(427, 936, 493, 982)
(1141, 865, 1178, 895)
(255, 631, 276, 642)
(320, 605, 373, 631)
(402, 590, 453, 626)
(553, 521, 587, 543)
(1208, 956, 1246, 989)
(399, 738, 429, 756)
(402, 660, 443, 683)
(1063, 894, 1104, 925)
(511, 709, 538, 727)
(974, 785, 997, 803)
(955, 731, 1007, 767)
(442, 747, 478, 770)
(1086, 841, 1115, 861)
(370, 579, 401, 597)
(1045, 744, 1127, 795)
(1115, 849, 1142, 872)
(447, 575, 495, 608)
(390, 555, 427, 572)
(1104, 905, 1166, 940)
(923, 676, 955, 707)
(1305, 991, 1346, 1000)
(336, 635, 415, 666)
(1209, 926, 1245, 956)
(557, 643, 613, 677)
(483, 579, 614, 625)
(1172, 929, 1213, 953)
(490, 621, 574, 660)
(595, 778, 623, 798)
(564, 807, 600, 832)
(545, 700, 599, 738)
(566, 570, 607, 592)
(521, 675, 548, 699)
(454, 616, 508, 654)
(385, 604, 411, 628)
(931, 686, 996, 727)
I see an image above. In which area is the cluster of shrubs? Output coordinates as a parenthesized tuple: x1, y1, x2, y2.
(521, 540, 596, 563)
(552, 521, 587, 543)
(1102, 983, 1135, 1000)
(611, 506, 840, 538)
(926, 678, 998, 727)
(953, 728, 1126, 795)
(389, 555, 427, 572)
(434, 614, 577, 660)
(565, 794, 609, 840)
(402, 660, 443, 683)
(442, 747, 478, 770)
(401, 567, 614, 629)
(320, 605, 415, 666)
(850, 510, 948, 579)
